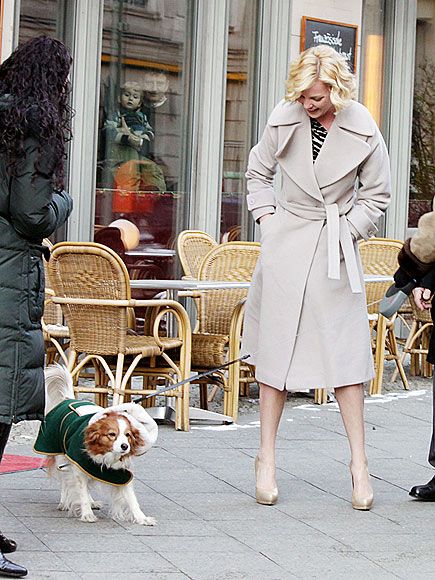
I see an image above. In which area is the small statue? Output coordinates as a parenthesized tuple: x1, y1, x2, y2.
(104, 81, 154, 163)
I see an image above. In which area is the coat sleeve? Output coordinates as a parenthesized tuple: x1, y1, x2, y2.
(409, 196, 435, 264)
(421, 266, 435, 292)
(245, 122, 278, 222)
(8, 136, 73, 240)
(346, 127, 391, 241)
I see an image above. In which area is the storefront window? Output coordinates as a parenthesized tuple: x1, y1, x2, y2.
(220, 0, 259, 242)
(94, 0, 192, 279)
(18, 0, 72, 44)
(360, 0, 386, 129)
(408, 9, 434, 228)
(18, 0, 74, 241)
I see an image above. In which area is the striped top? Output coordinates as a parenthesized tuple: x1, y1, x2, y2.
(310, 118, 328, 162)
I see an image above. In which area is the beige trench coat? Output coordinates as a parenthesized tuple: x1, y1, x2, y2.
(241, 99, 391, 390)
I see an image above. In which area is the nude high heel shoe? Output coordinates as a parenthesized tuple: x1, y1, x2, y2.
(350, 463, 374, 511)
(255, 456, 278, 505)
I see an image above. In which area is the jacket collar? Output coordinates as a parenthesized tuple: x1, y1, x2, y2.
(269, 99, 376, 137)
(272, 100, 374, 197)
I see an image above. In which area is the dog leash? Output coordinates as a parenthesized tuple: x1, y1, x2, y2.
(132, 354, 250, 404)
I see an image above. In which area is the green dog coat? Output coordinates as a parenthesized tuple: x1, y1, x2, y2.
(34, 400, 133, 486)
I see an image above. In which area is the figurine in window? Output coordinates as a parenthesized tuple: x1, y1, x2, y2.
(104, 81, 154, 163)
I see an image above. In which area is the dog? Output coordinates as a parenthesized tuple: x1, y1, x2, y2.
(34, 364, 158, 525)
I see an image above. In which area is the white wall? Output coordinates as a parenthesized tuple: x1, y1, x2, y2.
(289, 0, 363, 83)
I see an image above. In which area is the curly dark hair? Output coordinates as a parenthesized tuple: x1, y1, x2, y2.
(0, 36, 73, 189)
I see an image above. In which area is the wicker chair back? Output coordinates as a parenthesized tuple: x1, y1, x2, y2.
(177, 230, 218, 279)
(48, 242, 131, 355)
(359, 237, 403, 314)
(197, 242, 260, 335)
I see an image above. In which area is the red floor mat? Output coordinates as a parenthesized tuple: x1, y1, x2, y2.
(0, 454, 48, 474)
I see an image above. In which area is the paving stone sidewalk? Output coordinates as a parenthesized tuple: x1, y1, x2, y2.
(1, 379, 434, 579)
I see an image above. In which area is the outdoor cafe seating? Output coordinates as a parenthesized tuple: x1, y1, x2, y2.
(359, 237, 409, 395)
(47, 242, 192, 431)
(42, 231, 430, 429)
(187, 241, 260, 421)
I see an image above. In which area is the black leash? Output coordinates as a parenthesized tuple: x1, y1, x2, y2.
(132, 354, 251, 404)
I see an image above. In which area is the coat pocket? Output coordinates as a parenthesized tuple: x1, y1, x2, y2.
(259, 212, 277, 241)
(28, 253, 45, 323)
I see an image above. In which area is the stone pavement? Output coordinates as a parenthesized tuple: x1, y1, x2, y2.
(1, 381, 434, 579)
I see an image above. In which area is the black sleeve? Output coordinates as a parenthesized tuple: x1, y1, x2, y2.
(421, 266, 435, 292)
(8, 136, 73, 240)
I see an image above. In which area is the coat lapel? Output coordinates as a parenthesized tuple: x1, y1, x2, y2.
(314, 103, 375, 189)
(271, 102, 323, 202)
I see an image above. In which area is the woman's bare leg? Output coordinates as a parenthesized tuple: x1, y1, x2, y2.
(334, 384, 373, 499)
(257, 383, 286, 489)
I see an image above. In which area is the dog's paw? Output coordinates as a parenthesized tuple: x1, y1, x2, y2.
(135, 515, 157, 526)
(80, 512, 98, 523)
(91, 500, 103, 510)
(57, 503, 68, 511)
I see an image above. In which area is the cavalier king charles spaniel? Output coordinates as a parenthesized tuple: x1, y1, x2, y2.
(36, 364, 158, 525)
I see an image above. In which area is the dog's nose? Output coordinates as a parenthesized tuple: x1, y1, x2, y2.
(121, 443, 129, 451)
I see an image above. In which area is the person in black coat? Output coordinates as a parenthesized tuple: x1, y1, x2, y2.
(394, 201, 435, 501)
(0, 36, 73, 578)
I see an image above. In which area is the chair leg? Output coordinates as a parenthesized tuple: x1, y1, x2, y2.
(112, 354, 125, 405)
(94, 362, 108, 407)
(142, 376, 156, 408)
(314, 388, 328, 405)
(229, 359, 241, 421)
(174, 386, 182, 431)
(387, 326, 409, 390)
(200, 384, 209, 409)
(207, 385, 220, 404)
(370, 315, 387, 396)
(392, 320, 417, 382)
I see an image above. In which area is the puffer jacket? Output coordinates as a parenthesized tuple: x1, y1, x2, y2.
(398, 195, 435, 364)
(412, 195, 435, 363)
(0, 97, 73, 424)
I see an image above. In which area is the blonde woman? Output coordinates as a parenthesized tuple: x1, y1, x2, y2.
(241, 46, 391, 510)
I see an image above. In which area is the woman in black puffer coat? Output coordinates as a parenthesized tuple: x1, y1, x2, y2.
(0, 36, 73, 578)
(394, 196, 435, 501)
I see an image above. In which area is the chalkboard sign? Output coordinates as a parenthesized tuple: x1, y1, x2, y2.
(300, 16, 358, 72)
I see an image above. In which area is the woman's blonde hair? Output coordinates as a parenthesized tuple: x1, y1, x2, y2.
(285, 46, 356, 112)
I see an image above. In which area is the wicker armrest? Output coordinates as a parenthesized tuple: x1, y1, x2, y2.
(52, 296, 192, 351)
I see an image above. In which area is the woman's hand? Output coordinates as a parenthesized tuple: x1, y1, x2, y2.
(412, 287, 432, 311)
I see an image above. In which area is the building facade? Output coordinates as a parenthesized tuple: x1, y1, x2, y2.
(0, 0, 433, 278)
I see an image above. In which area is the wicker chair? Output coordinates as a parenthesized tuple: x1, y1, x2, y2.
(41, 239, 70, 365)
(48, 242, 192, 431)
(221, 225, 241, 243)
(191, 242, 259, 420)
(359, 238, 409, 395)
(177, 230, 218, 279)
(392, 295, 433, 380)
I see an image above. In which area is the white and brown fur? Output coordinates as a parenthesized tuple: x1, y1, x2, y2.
(44, 364, 158, 525)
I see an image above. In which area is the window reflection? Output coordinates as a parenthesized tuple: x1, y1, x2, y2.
(95, 0, 191, 280)
(18, 0, 71, 43)
(409, 14, 434, 227)
(220, 0, 258, 242)
(360, 0, 385, 129)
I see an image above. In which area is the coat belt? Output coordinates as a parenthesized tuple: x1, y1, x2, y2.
(277, 199, 362, 294)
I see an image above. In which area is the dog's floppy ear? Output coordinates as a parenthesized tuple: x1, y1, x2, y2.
(126, 421, 146, 455)
(84, 422, 101, 445)
(125, 414, 158, 455)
